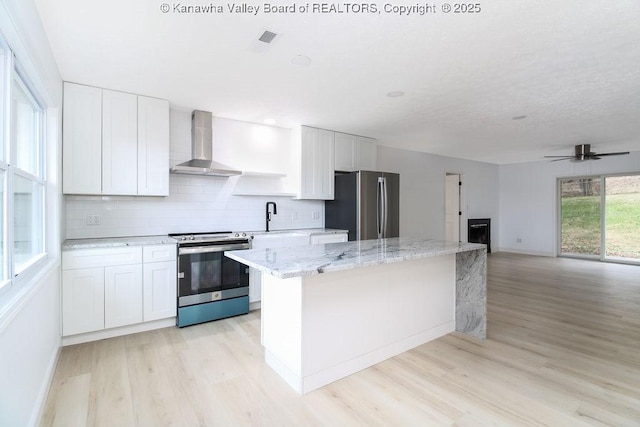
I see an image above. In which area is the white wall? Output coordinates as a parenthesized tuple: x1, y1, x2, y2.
(377, 146, 500, 245)
(0, 0, 62, 426)
(0, 267, 61, 427)
(499, 151, 640, 256)
(65, 111, 324, 239)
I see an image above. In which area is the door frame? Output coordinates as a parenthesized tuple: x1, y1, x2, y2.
(445, 172, 466, 242)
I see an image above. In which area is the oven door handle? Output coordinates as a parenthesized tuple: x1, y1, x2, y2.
(179, 243, 251, 255)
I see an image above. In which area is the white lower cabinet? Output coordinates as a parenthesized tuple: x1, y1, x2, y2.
(249, 267, 262, 304)
(62, 243, 176, 338)
(105, 264, 143, 328)
(143, 260, 177, 321)
(62, 267, 105, 336)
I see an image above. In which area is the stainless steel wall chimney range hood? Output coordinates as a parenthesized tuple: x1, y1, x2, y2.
(170, 110, 242, 176)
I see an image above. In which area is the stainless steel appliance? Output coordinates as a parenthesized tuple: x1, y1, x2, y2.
(325, 171, 400, 241)
(170, 231, 251, 327)
(170, 110, 242, 176)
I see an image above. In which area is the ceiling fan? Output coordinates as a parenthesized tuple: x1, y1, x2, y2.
(544, 144, 630, 162)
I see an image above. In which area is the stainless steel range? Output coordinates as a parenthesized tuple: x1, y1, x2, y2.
(169, 231, 251, 327)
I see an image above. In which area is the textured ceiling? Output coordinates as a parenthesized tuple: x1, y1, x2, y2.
(35, 0, 640, 164)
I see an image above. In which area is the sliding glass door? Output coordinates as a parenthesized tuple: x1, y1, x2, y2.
(559, 174, 640, 263)
(560, 177, 602, 257)
(604, 175, 640, 261)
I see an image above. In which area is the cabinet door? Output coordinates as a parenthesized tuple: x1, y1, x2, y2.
(300, 126, 318, 199)
(102, 89, 138, 195)
(249, 267, 262, 303)
(104, 264, 143, 328)
(334, 132, 358, 172)
(299, 127, 335, 199)
(62, 83, 102, 194)
(143, 260, 177, 321)
(62, 267, 105, 336)
(357, 136, 377, 171)
(138, 96, 170, 196)
(317, 129, 335, 199)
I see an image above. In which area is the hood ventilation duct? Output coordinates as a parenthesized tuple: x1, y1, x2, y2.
(170, 110, 242, 176)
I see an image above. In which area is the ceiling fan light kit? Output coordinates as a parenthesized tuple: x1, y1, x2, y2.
(544, 144, 630, 162)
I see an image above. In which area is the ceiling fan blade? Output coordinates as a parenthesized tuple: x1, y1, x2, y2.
(544, 155, 574, 158)
(549, 157, 572, 162)
(594, 151, 630, 157)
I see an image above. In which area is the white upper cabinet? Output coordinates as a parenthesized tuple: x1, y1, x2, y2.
(102, 89, 138, 195)
(297, 126, 335, 200)
(334, 132, 377, 172)
(357, 136, 377, 171)
(334, 132, 358, 172)
(62, 83, 102, 194)
(63, 82, 170, 196)
(138, 96, 170, 196)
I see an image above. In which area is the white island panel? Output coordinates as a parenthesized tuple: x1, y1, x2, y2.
(263, 254, 455, 395)
(226, 237, 487, 395)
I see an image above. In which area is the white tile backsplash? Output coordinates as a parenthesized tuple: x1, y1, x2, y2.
(65, 174, 324, 239)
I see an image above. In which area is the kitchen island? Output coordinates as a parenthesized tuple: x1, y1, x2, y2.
(225, 237, 486, 395)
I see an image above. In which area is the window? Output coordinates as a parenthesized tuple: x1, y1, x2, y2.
(0, 40, 47, 292)
(559, 174, 640, 263)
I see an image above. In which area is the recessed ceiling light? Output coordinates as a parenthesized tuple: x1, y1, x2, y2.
(291, 55, 311, 67)
(512, 115, 528, 120)
(386, 91, 405, 98)
(264, 118, 276, 125)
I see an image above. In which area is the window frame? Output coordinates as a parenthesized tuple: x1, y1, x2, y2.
(0, 47, 48, 295)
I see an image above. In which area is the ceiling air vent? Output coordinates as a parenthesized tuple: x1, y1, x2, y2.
(258, 30, 277, 44)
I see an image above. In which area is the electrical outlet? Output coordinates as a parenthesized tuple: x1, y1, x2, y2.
(86, 215, 101, 226)
(312, 211, 320, 220)
(516, 238, 522, 243)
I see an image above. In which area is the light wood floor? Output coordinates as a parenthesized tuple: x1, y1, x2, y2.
(41, 253, 640, 426)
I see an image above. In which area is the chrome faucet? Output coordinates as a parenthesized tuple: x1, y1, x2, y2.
(266, 201, 277, 232)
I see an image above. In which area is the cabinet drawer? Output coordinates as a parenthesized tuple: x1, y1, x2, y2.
(143, 244, 176, 263)
(63, 247, 143, 270)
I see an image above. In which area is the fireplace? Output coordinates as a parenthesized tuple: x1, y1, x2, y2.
(468, 218, 491, 253)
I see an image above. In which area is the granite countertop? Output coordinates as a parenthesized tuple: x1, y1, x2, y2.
(61, 229, 346, 251)
(62, 235, 178, 250)
(225, 237, 486, 279)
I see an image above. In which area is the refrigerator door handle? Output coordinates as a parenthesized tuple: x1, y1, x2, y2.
(382, 176, 388, 237)
(377, 177, 384, 238)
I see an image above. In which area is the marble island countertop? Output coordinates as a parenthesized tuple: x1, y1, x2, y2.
(225, 237, 486, 279)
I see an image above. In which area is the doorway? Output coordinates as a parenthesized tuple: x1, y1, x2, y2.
(559, 174, 640, 263)
(445, 173, 463, 242)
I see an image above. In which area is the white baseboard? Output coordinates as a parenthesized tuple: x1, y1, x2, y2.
(249, 301, 261, 311)
(494, 247, 555, 257)
(31, 339, 61, 427)
(62, 317, 176, 346)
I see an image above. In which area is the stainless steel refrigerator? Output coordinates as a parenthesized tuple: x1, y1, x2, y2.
(325, 171, 400, 241)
